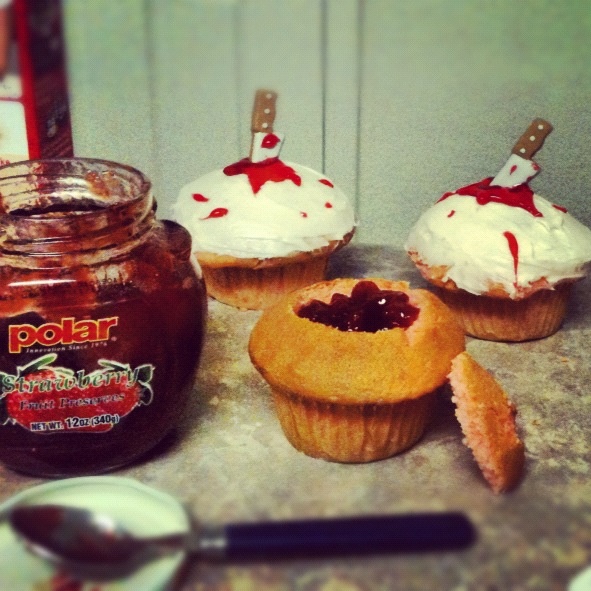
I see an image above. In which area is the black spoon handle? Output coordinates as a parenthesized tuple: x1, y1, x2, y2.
(215, 512, 475, 561)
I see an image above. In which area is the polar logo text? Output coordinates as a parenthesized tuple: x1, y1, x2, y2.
(9, 317, 119, 354)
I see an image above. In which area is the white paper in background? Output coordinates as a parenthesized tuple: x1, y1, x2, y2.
(0, 99, 29, 163)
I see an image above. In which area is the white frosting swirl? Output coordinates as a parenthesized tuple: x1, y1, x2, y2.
(173, 160, 355, 259)
(405, 191, 591, 298)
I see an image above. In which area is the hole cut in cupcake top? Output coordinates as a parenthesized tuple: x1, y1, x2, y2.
(296, 280, 420, 332)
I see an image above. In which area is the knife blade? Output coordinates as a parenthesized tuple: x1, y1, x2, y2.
(491, 118, 553, 187)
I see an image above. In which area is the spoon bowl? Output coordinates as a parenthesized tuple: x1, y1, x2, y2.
(8, 504, 196, 581)
(0, 476, 192, 590)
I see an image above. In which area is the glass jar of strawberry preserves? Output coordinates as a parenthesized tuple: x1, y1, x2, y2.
(0, 158, 207, 476)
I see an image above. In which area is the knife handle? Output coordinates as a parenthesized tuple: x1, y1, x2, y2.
(251, 89, 277, 133)
(511, 118, 553, 159)
(220, 513, 476, 561)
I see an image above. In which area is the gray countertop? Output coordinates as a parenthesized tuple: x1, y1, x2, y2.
(1, 244, 591, 590)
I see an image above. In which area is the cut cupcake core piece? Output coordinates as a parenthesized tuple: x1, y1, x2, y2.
(448, 352, 525, 493)
(297, 280, 420, 332)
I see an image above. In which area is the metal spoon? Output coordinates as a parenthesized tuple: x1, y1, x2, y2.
(7, 504, 476, 581)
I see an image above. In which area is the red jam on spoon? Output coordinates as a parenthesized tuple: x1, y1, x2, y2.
(297, 281, 419, 332)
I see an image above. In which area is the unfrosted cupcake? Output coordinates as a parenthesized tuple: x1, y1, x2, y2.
(248, 278, 465, 463)
(405, 119, 591, 341)
(173, 91, 355, 310)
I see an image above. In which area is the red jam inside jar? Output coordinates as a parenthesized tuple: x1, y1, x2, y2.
(297, 280, 419, 332)
(0, 158, 207, 476)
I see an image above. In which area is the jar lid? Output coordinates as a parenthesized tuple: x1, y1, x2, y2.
(0, 476, 190, 590)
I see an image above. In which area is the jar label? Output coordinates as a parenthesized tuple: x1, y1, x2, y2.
(0, 353, 155, 433)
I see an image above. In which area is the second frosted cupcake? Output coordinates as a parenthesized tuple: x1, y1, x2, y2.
(174, 91, 355, 310)
(405, 119, 591, 341)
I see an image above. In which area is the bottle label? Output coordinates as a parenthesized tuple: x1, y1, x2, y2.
(1, 315, 156, 434)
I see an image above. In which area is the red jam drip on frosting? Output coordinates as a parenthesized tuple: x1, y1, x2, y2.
(192, 193, 209, 202)
(319, 179, 334, 188)
(202, 207, 229, 220)
(223, 157, 302, 194)
(553, 204, 568, 213)
(297, 280, 419, 332)
(503, 231, 519, 278)
(438, 177, 543, 217)
(261, 133, 281, 148)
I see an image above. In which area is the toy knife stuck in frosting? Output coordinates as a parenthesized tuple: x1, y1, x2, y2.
(249, 89, 285, 162)
(491, 118, 553, 187)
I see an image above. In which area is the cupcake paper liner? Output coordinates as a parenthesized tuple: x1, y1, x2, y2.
(271, 387, 435, 463)
(436, 283, 572, 342)
(202, 255, 329, 310)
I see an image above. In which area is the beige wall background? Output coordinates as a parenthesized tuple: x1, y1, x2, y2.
(63, 0, 591, 247)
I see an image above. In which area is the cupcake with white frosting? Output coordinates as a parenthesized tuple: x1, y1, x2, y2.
(405, 119, 591, 341)
(173, 91, 355, 310)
